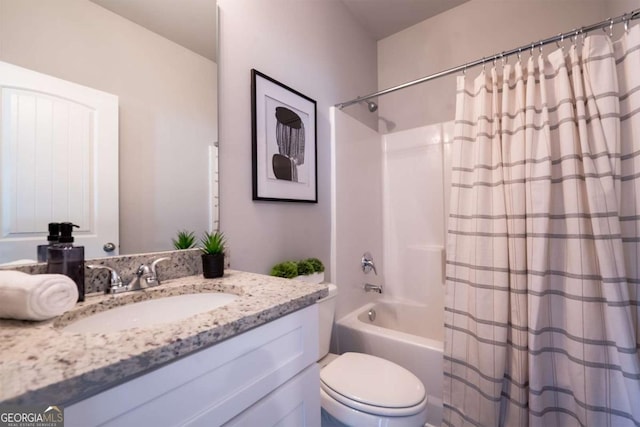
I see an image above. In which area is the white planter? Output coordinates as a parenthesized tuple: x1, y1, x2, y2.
(293, 272, 324, 284)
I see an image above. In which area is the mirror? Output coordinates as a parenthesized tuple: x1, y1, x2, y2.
(0, 0, 218, 263)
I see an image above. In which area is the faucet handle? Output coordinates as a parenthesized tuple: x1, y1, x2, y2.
(136, 263, 151, 277)
(87, 264, 124, 293)
(150, 257, 170, 277)
(361, 252, 377, 275)
(131, 257, 169, 288)
(138, 257, 169, 286)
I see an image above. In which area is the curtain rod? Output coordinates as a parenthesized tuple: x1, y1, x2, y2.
(336, 8, 640, 109)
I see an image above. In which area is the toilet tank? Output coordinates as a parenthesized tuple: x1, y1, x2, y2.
(316, 283, 338, 360)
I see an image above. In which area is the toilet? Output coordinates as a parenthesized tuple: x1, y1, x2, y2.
(317, 284, 428, 426)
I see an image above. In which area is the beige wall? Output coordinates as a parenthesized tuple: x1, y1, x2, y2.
(377, 0, 633, 132)
(606, 0, 639, 16)
(217, 0, 377, 275)
(0, 0, 217, 254)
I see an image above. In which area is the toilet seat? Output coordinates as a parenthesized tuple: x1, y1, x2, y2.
(320, 352, 427, 417)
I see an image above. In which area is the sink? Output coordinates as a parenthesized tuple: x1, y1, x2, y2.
(63, 293, 238, 333)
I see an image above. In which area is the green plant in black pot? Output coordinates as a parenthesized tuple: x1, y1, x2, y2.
(172, 230, 197, 250)
(270, 261, 298, 278)
(200, 231, 226, 278)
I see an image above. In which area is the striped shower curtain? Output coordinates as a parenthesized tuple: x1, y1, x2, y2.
(443, 26, 640, 427)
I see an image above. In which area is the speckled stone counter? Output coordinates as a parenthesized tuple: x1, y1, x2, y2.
(0, 270, 327, 406)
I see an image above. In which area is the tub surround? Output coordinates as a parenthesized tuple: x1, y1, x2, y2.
(0, 270, 327, 406)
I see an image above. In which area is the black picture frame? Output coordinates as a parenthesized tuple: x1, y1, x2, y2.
(251, 69, 318, 203)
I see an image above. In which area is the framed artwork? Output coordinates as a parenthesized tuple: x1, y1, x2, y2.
(251, 69, 317, 203)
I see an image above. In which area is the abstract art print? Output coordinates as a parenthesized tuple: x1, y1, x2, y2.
(251, 69, 317, 202)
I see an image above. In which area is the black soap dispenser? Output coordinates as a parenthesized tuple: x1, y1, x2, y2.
(37, 222, 61, 263)
(47, 222, 85, 302)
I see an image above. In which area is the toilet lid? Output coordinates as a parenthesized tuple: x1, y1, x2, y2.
(320, 352, 426, 409)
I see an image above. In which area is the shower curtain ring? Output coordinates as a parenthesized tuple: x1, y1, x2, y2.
(624, 14, 629, 33)
(609, 18, 614, 37)
(501, 52, 506, 66)
(517, 48, 522, 63)
(556, 33, 565, 52)
(482, 58, 486, 72)
(539, 40, 543, 54)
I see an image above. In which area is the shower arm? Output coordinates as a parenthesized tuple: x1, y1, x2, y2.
(335, 8, 640, 110)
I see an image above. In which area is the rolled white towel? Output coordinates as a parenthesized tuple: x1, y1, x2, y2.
(0, 271, 78, 321)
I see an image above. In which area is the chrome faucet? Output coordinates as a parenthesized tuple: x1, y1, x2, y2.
(361, 252, 377, 275)
(128, 257, 169, 290)
(364, 283, 383, 294)
(87, 264, 126, 294)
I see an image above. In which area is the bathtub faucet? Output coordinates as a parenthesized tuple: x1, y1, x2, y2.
(364, 283, 383, 294)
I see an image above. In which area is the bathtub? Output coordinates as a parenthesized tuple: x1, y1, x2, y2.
(335, 301, 444, 426)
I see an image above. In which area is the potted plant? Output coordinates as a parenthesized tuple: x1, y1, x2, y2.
(295, 258, 325, 284)
(172, 230, 197, 250)
(200, 231, 226, 278)
(270, 258, 325, 284)
(270, 261, 298, 278)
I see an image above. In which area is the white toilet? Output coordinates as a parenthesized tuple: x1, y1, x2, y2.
(317, 284, 428, 426)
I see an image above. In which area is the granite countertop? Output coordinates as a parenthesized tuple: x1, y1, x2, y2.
(0, 270, 327, 406)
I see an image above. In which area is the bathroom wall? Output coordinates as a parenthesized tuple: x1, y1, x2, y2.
(377, 0, 621, 132)
(607, 0, 639, 16)
(0, 0, 217, 254)
(217, 0, 377, 275)
(330, 108, 384, 320)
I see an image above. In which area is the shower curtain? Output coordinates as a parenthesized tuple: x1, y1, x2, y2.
(444, 25, 640, 427)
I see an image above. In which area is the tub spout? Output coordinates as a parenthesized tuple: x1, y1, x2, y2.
(364, 283, 382, 294)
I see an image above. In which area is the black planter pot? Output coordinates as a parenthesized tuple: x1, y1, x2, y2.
(202, 253, 224, 278)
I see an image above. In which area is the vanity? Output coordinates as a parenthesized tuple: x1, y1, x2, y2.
(0, 270, 327, 426)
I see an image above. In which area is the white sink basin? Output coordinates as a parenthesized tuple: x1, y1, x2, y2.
(63, 293, 238, 333)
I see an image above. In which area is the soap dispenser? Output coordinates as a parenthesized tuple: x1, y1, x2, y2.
(47, 222, 85, 302)
(37, 222, 60, 263)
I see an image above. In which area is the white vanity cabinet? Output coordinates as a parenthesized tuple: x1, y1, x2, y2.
(66, 304, 320, 427)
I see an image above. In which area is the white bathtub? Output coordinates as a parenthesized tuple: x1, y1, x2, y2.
(335, 301, 444, 426)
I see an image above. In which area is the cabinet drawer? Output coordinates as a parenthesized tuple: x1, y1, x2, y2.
(220, 364, 320, 427)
